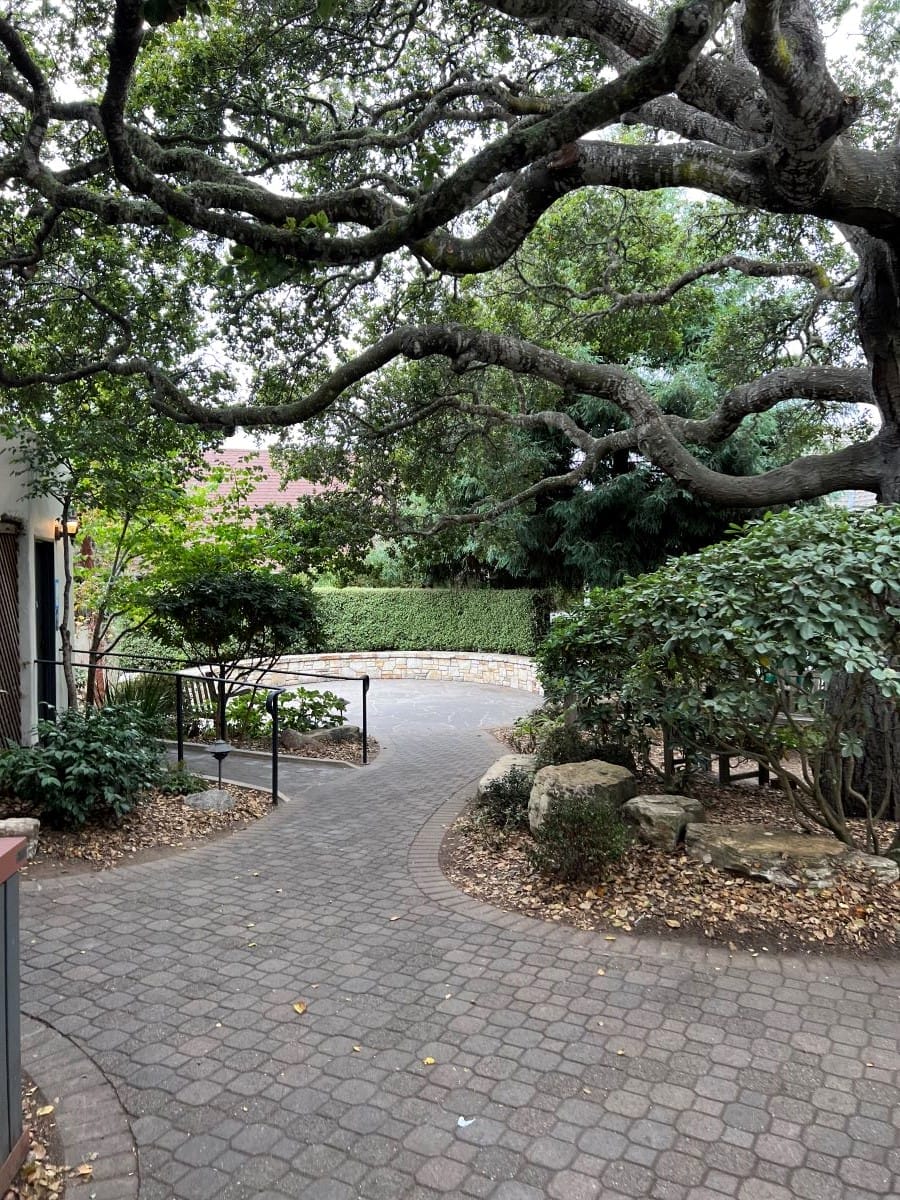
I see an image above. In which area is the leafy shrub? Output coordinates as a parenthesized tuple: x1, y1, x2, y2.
(147, 567, 320, 667)
(111, 633, 181, 672)
(527, 796, 631, 883)
(156, 764, 207, 796)
(281, 687, 347, 732)
(505, 706, 559, 753)
(477, 767, 532, 830)
(316, 587, 551, 654)
(534, 719, 636, 771)
(225, 692, 271, 740)
(226, 686, 347, 739)
(106, 673, 176, 733)
(0, 705, 166, 827)
(537, 506, 900, 850)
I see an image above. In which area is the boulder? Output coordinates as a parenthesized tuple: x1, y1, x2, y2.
(0, 817, 40, 860)
(684, 823, 849, 890)
(478, 754, 538, 800)
(528, 760, 636, 834)
(184, 788, 236, 813)
(307, 725, 361, 744)
(622, 795, 705, 851)
(280, 728, 315, 750)
(842, 850, 900, 886)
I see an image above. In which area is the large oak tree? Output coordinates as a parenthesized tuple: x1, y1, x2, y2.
(0, 0, 895, 504)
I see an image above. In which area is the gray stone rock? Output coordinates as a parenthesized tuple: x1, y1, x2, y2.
(183, 788, 236, 813)
(684, 823, 849, 890)
(0, 817, 40, 860)
(280, 727, 315, 750)
(528, 760, 636, 834)
(622, 795, 705, 851)
(478, 754, 538, 800)
(842, 850, 900, 886)
(307, 724, 361, 744)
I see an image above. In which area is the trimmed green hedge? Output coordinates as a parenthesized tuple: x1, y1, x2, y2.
(315, 588, 551, 655)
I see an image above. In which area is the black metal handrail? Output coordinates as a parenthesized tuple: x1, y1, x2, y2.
(33, 657, 371, 805)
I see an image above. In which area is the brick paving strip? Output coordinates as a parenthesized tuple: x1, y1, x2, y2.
(18, 682, 900, 1200)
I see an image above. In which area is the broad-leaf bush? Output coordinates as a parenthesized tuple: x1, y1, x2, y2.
(0, 705, 166, 827)
(226, 687, 347, 740)
(538, 507, 900, 851)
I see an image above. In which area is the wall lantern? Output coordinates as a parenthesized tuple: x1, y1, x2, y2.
(54, 516, 80, 541)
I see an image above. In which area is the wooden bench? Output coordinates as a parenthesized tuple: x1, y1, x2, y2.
(662, 670, 825, 787)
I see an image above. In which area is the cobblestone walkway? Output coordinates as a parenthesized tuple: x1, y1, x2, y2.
(20, 682, 900, 1200)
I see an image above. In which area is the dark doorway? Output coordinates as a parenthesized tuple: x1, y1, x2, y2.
(34, 540, 56, 723)
(0, 525, 20, 743)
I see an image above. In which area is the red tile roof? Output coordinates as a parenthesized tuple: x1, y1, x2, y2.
(201, 449, 326, 509)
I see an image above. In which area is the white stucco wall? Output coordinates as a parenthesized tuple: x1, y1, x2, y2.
(0, 439, 68, 740)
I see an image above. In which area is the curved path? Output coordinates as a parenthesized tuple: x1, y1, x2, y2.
(20, 682, 900, 1200)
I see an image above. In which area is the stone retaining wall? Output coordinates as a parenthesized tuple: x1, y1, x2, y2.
(275, 651, 543, 693)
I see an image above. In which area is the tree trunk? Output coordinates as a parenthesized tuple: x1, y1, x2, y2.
(824, 672, 900, 825)
(58, 501, 79, 712)
(835, 234, 900, 834)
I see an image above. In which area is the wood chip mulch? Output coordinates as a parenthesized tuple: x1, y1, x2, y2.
(9, 785, 271, 877)
(442, 739, 900, 958)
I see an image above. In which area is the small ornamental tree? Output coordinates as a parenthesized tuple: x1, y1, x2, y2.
(145, 566, 320, 731)
(538, 506, 900, 853)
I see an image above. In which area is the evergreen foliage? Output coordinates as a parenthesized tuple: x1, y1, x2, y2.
(316, 587, 551, 655)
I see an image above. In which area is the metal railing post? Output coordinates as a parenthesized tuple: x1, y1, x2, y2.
(217, 666, 227, 742)
(361, 675, 370, 765)
(175, 674, 184, 767)
(265, 688, 284, 806)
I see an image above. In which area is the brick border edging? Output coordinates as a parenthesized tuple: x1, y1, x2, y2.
(22, 1014, 139, 1199)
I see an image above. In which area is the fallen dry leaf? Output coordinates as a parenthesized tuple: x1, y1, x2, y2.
(443, 754, 900, 957)
(292, 1001, 308, 1016)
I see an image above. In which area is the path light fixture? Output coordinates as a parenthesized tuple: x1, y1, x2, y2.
(54, 515, 80, 541)
(205, 739, 232, 789)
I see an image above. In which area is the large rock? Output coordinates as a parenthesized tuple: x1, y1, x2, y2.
(684, 823, 849, 890)
(307, 725, 361, 744)
(528, 760, 636, 834)
(280, 728, 315, 750)
(622, 795, 705, 851)
(842, 850, 900, 886)
(0, 818, 40, 860)
(478, 754, 538, 800)
(279, 725, 360, 750)
(184, 788, 236, 813)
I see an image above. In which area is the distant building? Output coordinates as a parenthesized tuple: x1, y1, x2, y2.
(0, 439, 69, 743)
(829, 490, 877, 511)
(201, 449, 325, 510)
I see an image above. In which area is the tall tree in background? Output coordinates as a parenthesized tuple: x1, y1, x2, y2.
(273, 188, 860, 588)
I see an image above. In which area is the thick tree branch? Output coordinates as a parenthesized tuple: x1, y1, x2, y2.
(741, 0, 862, 204)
